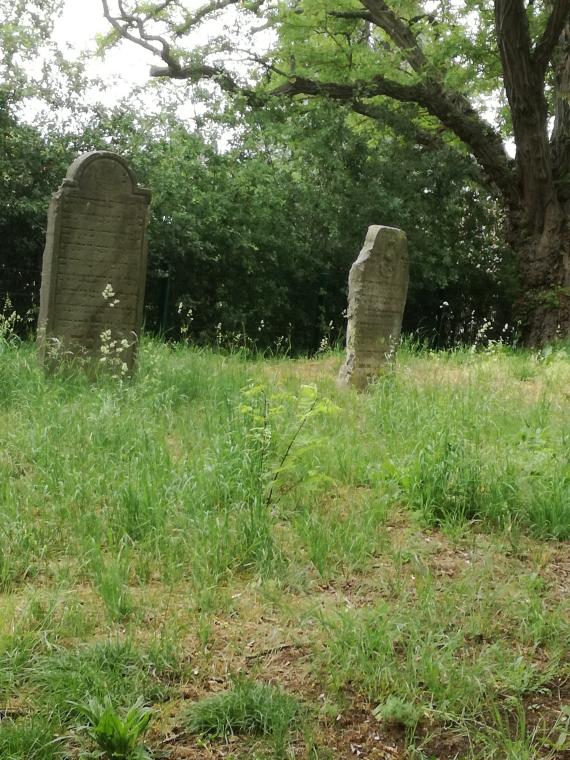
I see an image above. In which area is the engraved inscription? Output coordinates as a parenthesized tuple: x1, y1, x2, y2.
(37, 151, 151, 372)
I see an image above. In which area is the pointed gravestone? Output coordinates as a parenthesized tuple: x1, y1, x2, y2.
(37, 151, 151, 373)
(338, 225, 409, 390)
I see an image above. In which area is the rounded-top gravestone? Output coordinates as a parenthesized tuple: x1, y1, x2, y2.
(37, 151, 151, 372)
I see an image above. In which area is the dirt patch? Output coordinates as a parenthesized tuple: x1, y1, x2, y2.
(537, 545, 570, 602)
(523, 678, 570, 758)
(314, 700, 407, 759)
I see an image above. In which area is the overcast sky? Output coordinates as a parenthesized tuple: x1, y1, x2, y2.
(52, 0, 154, 104)
(40, 0, 256, 135)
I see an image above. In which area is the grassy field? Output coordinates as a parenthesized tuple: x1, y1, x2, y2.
(0, 338, 569, 759)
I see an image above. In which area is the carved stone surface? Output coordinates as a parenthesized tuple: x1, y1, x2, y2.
(37, 151, 151, 371)
(338, 225, 409, 390)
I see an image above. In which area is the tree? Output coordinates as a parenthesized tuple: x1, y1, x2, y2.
(0, 0, 87, 119)
(0, 105, 73, 328)
(81, 103, 512, 349)
(99, 0, 570, 346)
(0, 0, 62, 98)
(0, 0, 100, 330)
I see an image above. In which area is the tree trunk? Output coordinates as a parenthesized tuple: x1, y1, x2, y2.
(494, 1, 570, 346)
(511, 200, 570, 346)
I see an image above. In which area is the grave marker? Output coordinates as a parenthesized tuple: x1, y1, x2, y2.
(37, 151, 151, 372)
(338, 225, 409, 390)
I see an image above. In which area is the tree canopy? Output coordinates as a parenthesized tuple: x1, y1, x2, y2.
(99, 0, 570, 346)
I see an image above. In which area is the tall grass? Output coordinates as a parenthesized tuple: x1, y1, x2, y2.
(0, 337, 568, 758)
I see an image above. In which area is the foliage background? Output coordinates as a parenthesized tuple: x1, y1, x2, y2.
(1, 95, 517, 351)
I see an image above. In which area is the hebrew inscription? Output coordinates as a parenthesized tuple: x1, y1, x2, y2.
(338, 225, 409, 390)
(37, 152, 151, 372)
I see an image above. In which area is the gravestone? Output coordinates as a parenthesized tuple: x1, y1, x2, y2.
(37, 151, 151, 372)
(338, 225, 409, 390)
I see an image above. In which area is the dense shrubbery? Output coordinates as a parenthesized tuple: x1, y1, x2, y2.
(0, 97, 70, 330)
(1, 100, 516, 351)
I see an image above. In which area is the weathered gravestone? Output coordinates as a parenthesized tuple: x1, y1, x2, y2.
(338, 225, 409, 390)
(37, 151, 151, 372)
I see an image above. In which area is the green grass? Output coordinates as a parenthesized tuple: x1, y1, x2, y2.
(185, 677, 302, 757)
(0, 337, 568, 758)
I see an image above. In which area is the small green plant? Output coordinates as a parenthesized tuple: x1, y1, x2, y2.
(77, 696, 152, 759)
(405, 435, 516, 527)
(185, 677, 302, 756)
(0, 296, 21, 347)
(373, 696, 422, 730)
(478, 698, 566, 759)
(524, 472, 570, 540)
(0, 717, 62, 759)
(237, 382, 337, 510)
(220, 382, 338, 573)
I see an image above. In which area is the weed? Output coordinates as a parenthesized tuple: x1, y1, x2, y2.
(77, 696, 151, 759)
(0, 296, 22, 347)
(373, 696, 422, 730)
(27, 639, 174, 723)
(476, 699, 567, 759)
(317, 564, 568, 742)
(92, 553, 134, 623)
(0, 718, 62, 759)
(202, 381, 337, 575)
(525, 471, 570, 540)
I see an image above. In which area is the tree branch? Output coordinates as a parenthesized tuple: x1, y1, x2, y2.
(550, 21, 570, 195)
(271, 74, 424, 103)
(146, 0, 178, 16)
(328, 10, 373, 22)
(101, 0, 179, 67)
(150, 58, 270, 109)
(533, 0, 570, 75)
(101, 0, 246, 87)
(352, 101, 489, 185)
(495, 0, 533, 89)
(272, 75, 517, 204)
(350, 100, 443, 148)
(150, 62, 241, 92)
(358, 0, 427, 72)
(172, 0, 242, 36)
